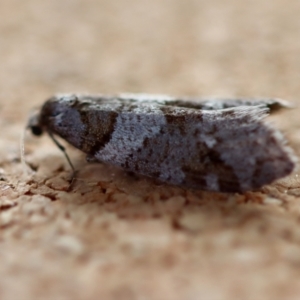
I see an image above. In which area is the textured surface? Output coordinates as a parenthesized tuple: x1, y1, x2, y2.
(2, 0, 300, 299)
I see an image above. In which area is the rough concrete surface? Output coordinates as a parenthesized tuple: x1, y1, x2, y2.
(1, 0, 300, 299)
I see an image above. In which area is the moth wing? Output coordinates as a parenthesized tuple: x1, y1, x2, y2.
(94, 104, 295, 192)
(162, 97, 291, 113)
(117, 93, 291, 113)
(36, 94, 295, 193)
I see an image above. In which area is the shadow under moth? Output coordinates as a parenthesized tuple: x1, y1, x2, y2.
(28, 94, 297, 193)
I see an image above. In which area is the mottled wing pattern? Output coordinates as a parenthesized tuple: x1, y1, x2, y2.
(31, 94, 296, 193)
(93, 104, 294, 192)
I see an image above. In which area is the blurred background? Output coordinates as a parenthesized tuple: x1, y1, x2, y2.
(2, 0, 300, 109)
(1, 0, 300, 299)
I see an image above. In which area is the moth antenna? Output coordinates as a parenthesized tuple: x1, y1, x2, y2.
(48, 132, 77, 189)
(20, 126, 32, 176)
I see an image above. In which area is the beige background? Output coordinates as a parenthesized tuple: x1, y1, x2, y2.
(1, 0, 300, 299)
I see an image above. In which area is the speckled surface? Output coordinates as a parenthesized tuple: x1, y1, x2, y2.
(1, 0, 300, 299)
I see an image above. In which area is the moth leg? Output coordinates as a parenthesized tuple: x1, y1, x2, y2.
(48, 132, 75, 172)
(48, 132, 77, 189)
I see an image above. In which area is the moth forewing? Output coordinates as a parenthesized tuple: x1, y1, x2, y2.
(28, 94, 296, 193)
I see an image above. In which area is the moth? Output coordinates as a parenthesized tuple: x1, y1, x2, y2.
(28, 94, 296, 193)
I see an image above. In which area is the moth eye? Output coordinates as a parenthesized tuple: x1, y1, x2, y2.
(30, 125, 43, 136)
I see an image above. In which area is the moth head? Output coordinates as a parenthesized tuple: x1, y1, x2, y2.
(27, 94, 79, 138)
(27, 111, 44, 137)
(27, 95, 87, 151)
